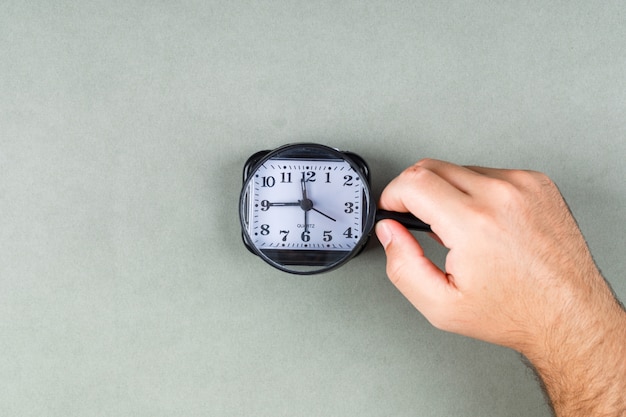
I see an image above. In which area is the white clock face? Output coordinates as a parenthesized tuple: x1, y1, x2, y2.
(246, 158, 365, 253)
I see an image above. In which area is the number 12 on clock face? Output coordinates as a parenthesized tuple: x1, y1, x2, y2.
(247, 159, 365, 252)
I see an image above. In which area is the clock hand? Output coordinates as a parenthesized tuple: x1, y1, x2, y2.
(300, 178, 311, 233)
(312, 208, 336, 222)
(300, 177, 308, 201)
(268, 202, 300, 207)
(297, 178, 336, 224)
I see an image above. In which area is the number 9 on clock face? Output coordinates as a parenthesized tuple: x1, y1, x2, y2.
(239, 143, 376, 274)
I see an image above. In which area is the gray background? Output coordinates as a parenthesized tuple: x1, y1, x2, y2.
(2, 1, 625, 416)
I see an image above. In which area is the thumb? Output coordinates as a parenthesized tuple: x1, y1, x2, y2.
(375, 220, 455, 322)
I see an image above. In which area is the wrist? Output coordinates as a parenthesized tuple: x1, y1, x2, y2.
(520, 276, 626, 416)
(521, 271, 625, 359)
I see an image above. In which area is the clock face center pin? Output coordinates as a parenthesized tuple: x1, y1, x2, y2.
(299, 198, 313, 211)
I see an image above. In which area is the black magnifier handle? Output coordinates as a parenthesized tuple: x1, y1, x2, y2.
(375, 209, 432, 233)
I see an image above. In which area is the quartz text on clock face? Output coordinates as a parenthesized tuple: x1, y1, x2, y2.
(247, 158, 365, 252)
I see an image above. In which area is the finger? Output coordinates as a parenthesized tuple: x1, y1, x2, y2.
(378, 163, 470, 240)
(416, 159, 492, 195)
(376, 219, 458, 324)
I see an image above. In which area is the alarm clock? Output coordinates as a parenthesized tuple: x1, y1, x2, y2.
(239, 143, 430, 274)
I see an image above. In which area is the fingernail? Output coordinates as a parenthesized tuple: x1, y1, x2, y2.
(375, 221, 392, 249)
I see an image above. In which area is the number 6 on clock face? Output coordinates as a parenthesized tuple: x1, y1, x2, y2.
(239, 143, 376, 274)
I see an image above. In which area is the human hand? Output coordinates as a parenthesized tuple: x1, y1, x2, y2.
(376, 159, 626, 415)
(375, 159, 624, 352)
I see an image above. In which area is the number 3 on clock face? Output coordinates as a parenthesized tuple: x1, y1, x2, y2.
(239, 143, 376, 274)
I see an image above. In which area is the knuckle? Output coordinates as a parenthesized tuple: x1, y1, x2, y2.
(485, 177, 523, 208)
(490, 177, 519, 197)
(526, 169, 551, 184)
(415, 157, 437, 167)
(511, 169, 556, 193)
(400, 162, 434, 184)
(534, 172, 559, 194)
(507, 169, 534, 184)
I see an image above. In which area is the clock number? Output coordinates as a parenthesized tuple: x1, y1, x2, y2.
(301, 231, 311, 242)
(325, 172, 331, 183)
(343, 227, 353, 239)
(323, 230, 333, 242)
(343, 175, 353, 186)
(281, 172, 292, 183)
(260, 200, 270, 211)
(301, 171, 316, 182)
(344, 202, 354, 213)
(279, 230, 289, 241)
(261, 176, 275, 187)
(260, 224, 270, 235)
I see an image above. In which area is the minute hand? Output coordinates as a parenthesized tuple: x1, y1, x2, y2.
(300, 178, 310, 233)
(300, 177, 308, 201)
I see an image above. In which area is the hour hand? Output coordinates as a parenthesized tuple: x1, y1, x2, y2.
(261, 201, 300, 210)
(312, 207, 336, 222)
(269, 202, 300, 207)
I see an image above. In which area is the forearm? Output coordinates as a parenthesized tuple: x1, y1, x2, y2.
(522, 280, 626, 417)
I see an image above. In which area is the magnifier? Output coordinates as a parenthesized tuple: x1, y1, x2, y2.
(239, 143, 431, 274)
